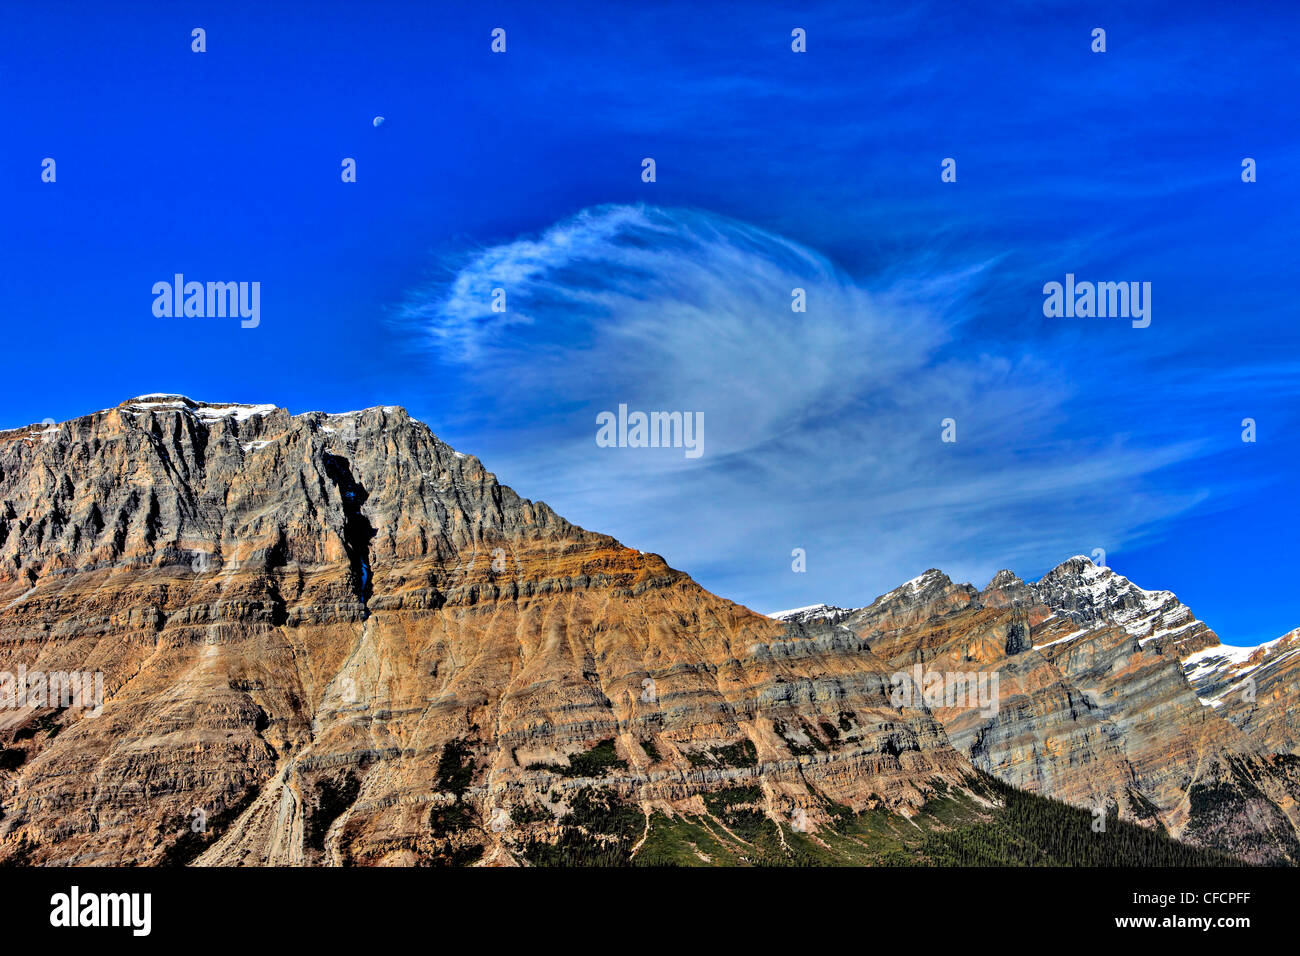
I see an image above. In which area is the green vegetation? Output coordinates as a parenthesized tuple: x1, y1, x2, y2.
(528, 738, 628, 778)
(525, 771, 1246, 867)
(511, 802, 552, 826)
(712, 738, 758, 768)
(416, 738, 488, 863)
(305, 772, 361, 852)
(403, 733, 1248, 868)
(770, 718, 825, 756)
(424, 841, 484, 867)
(435, 739, 475, 795)
(414, 739, 490, 865)
(906, 775, 1244, 866)
(1125, 786, 1167, 828)
(429, 740, 478, 838)
(684, 737, 759, 769)
(13, 708, 64, 741)
(520, 787, 643, 866)
(0, 748, 25, 771)
(1181, 756, 1300, 862)
(157, 785, 263, 867)
(427, 796, 476, 837)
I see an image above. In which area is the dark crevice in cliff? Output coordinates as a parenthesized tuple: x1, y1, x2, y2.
(143, 490, 162, 546)
(263, 532, 290, 626)
(156, 783, 263, 867)
(305, 770, 363, 854)
(323, 454, 375, 618)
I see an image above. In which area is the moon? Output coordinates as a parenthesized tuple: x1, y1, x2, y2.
(372, 116, 385, 128)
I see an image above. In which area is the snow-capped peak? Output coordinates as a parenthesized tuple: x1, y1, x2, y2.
(767, 603, 853, 625)
(1032, 557, 1200, 648)
(883, 568, 950, 599)
(1181, 627, 1300, 708)
(119, 395, 279, 423)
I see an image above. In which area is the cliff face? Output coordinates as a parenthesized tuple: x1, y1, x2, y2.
(793, 562, 1300, 864)
(0, 396, 972, 866)
(1, 396, 1295, 866)
(1184, 629, 1300, 756)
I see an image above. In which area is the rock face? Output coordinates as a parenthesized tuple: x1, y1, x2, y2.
(1184, 629, 1300, 756)
(1, 396, 1296, 866)
(1029, 556, 1221, 658)
(782, 560, 1300, 864)
(0, 397, 972, 866)
(767, 604, 853, 627)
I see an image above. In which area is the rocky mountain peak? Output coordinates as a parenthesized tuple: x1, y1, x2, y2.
(890, 568, 952, 596)
(120, 392, 199, 407)
(869, 568, 963, 611)
(767, 603, 853, 626)
(1030, 556, 1217, 657)
(979, 569, 1036, 609)
(117, 393, 281, 419)
(987, 569, 1023, 588)
(1045, 553, 1099, 574)
(842, 568, 980, 635)
(3, 394, 985, 866)
(0, 396, 585, 597)
(2, 396, 1297, 867)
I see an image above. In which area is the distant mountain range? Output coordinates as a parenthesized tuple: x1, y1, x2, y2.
(0, 396, 1295, 865)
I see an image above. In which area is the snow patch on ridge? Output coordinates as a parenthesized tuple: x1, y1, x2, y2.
(117, 395, 280, 424)
(1180, 629, 1300, 708)
(194, 403, 278, 423)
(768, 603, 853, 625)
(770, 603, 835, 619)
(877, 569, 948, 603)
(1033, 626, 1091, 650)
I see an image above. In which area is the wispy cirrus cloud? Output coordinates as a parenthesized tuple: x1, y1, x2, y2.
(400, 204, 1223, 613)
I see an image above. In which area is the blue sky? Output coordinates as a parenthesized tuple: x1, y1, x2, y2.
(2, 1, 1296, 643)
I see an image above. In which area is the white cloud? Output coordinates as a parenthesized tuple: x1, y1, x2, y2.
(401, 204, 1214, 613)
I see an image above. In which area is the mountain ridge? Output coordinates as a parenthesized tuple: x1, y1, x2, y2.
(0, 396, 1297, 866)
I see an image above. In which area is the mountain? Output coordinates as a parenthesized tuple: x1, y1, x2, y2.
(1183, 628, 1300, 755)
(0, 396, 973, 866)
(775, 559, 1300, 864)
(767, 604, 853, 627)
(0, 396, 1294, 866)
